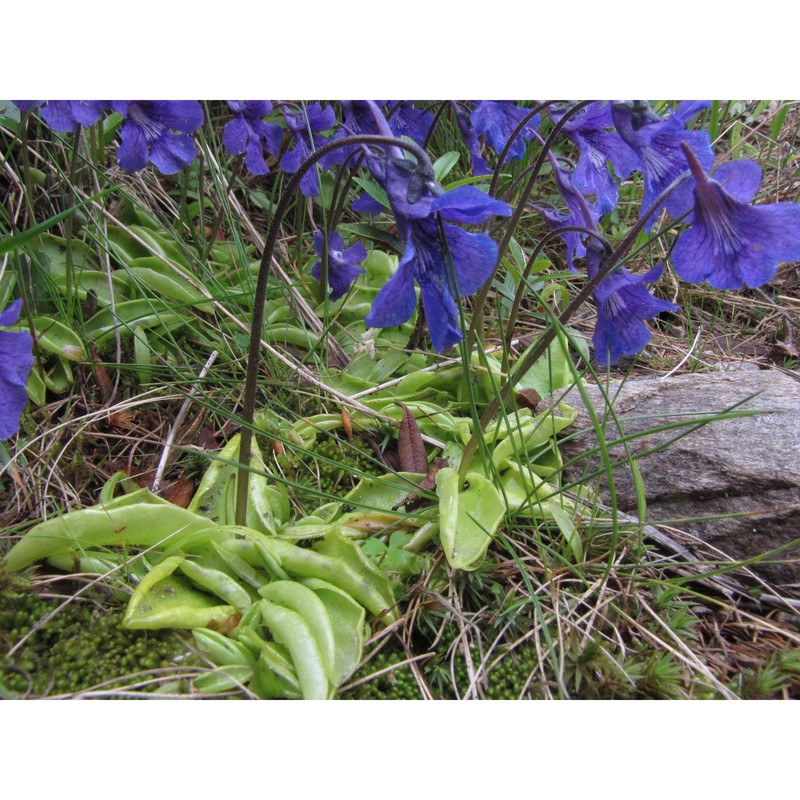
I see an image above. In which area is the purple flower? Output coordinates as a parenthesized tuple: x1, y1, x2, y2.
(671, 144, 800, 290)
(341, 101, 434, 147)
(14, 101, 106, 131)
(351, 193, 385, 214)
(383, 102, 434, 146)
(470, 101, 540, 163)
(551, 102, 639, 215)
(111, 101, 204, 174)
(0, 299, 34, 440)
(587, 246, 678, 366)
(611, 101, 714, 229)
(42, 101, 106, 131)
(454, 103, 490, 176)
(535, 161, 600, 271)
(340, 101, 377, 137)
(666, 152, 762, 223)
(223, 101, 283, 176)
(279, 103, 341, 197)
(311, 230, 367, 300)
(364, 158, 512, 353)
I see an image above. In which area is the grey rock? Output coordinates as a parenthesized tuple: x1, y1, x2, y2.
(551, 369, 800, 586)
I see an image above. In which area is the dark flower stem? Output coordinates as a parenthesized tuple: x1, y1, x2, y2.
(488, 101, 556, 199)
(467, 101, 594, 355)
(201, 157, 245, 262)
(504, 225, 612, 348)
(235, 133, 436, 525)
(422, 101, 451, 150)
(327, 148, 367, 235)
(458, 169, 691, 482)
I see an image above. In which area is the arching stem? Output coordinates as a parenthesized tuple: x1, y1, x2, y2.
(235, 133, 435, 524)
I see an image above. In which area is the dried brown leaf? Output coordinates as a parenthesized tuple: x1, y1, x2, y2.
(395, 457, 448, 510)
(108, 411, 137, 431)
(515, 388, 541, 412)
(197, 427, 219, 451)
(89, 342, 112, 401)
(166, 476, 195, 508)
(397, 403, 428, 474)
(341, 408, 353, 440)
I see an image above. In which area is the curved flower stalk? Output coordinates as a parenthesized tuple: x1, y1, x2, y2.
(671, 144, 800, 289)
(234, 132, 450, 525)
(111, 101, 204, 174)
(0, 299, 34, 440)
(612, 100, 713, 229)
(341, 101, 438, 209)
(363, 156, 512, 353)
(222, 101, 283, 176)
(311, 230, 367, 300)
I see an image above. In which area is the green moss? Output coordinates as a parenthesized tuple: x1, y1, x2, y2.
(281, 431, 382, 498)
(341, 643, 424, 700)
(0, 573, 187, 698)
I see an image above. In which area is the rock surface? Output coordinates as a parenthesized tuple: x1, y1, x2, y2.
(552, 369, 800, 586)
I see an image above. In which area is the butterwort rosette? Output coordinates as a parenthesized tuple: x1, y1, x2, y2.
(364, 158, 512, 353)
(0, 299, 35, 440)
(311, 230, 367, 301)
(112, 101, 204, 174)
(612, 101, 713, 229)
(223, 101, 283, 176)
(587, 245, 678, 366)
(671, 144, 800, 290)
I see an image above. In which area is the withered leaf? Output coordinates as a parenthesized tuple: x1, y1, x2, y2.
(419, 456, 449, 492)
(341, 408, 353, 440)
(395, 457, 448, 510)
(89, 342, 112, 401)
(363, 432, 400, 471)
(515, 388, 541, 412)
(166, 476, 195, 508)
(197, 427, 219, 451)
(207, 613, 242, 636)
(108, 411, 137, 431)
(397, 403, 428, 474)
